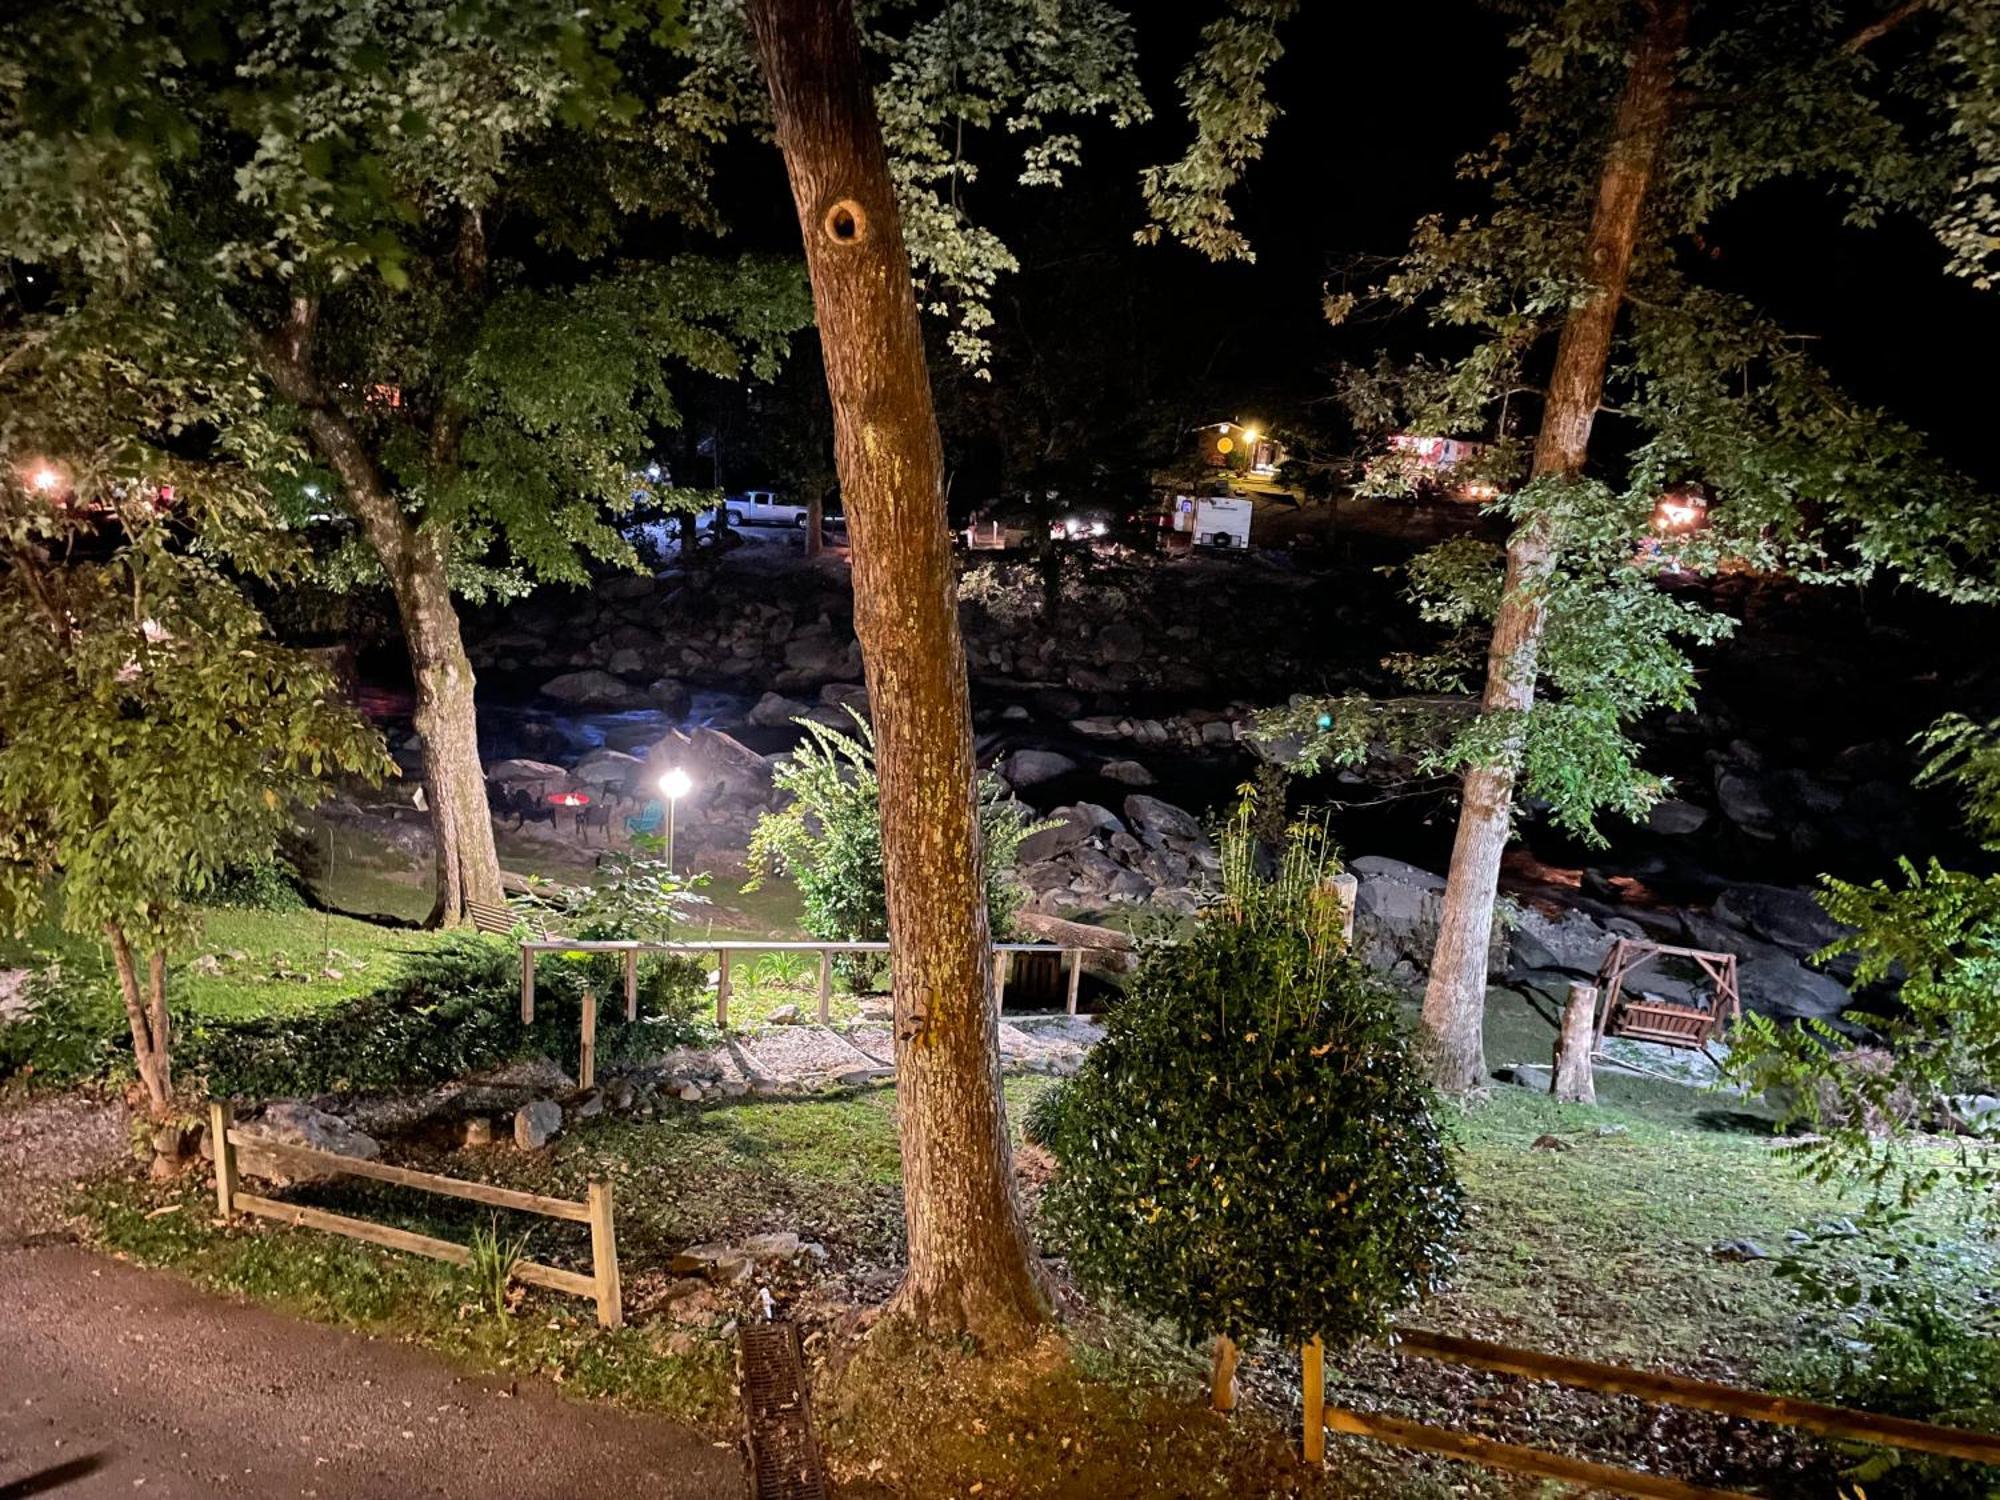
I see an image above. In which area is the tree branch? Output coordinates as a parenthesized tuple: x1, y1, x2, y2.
(1845, 0, 1928, 53)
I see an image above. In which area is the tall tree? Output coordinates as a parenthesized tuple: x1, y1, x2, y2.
(746, 0, 1048, 1346)
(0, 301, 387, 1114)
(1417, 0, 1689, 1091)
(1267, 0, 2000, 1090)
(1, 0, 809, 925)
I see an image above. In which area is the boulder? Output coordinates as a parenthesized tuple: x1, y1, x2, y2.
(1647, 798, 1709, 836)
(1347, 855, 1504, 977)
(1000, 749, 1079, 788)
(539, 669, 647, 709)
(1099, 759, 1155, 787)
(1123, 794, 1202, 846)
(485, 758, 568, 788)
(646, 678, 690, 714)
(1017, 803, 1122, 865)
(230, 1103, 381, 1185)
(1096, 620, 1145, 664)
(1506, 906, 1631, 977)
(1712, 768, 1779, 838)
(749, 691, 811, 728)
(1070, 716, 1127, 739)
(819, 682, 870, 718)
(569, 748, 647, 787)
(1738, 954, 1851, 1019)
(1712, 884, 1853, 959)
(783, 632, 860, 678)
(606, 647, 646, 677)
(514, 1099, 563, 1150)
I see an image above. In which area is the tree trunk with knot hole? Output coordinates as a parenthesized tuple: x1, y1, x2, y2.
(1421, 0, 1691, 1093)
(747, 0, 1048, 1349)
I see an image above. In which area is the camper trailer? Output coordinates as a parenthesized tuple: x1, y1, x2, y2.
(1172, 494, 1254, 550)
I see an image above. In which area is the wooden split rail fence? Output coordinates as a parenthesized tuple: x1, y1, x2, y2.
(1289, 1325, 2000, 1497)
(518, 938, 1106, 1089)
(208, 1102, 623, 1328)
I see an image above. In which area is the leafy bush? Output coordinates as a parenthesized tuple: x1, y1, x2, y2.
(1781, 1240, 2000, 1500)
(188, 938, 704, 1098)
(747, 714, 1047, 981)
(1037, 817, 1460, 1350)
(0, 952, 129, 1090)
(202, 858, 310, 913)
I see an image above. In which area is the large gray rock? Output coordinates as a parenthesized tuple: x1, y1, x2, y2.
(569, 748, 647, 787)
(1017, 802, 1122, 864)
(539, 669, 647, 709)
(1712, 884, 1853, 959)
(1123, 794, 1202, 846)
(1099, 759, 1155, 787)
(485, 758, 567, 787)
(1096, 620, 1145, 664)
(782, 631, 860, 678)
(514, 1099, 564, 1150)
(749, 691, 811, 728)
(1647, 798, 1709, 835)
(230, 1103, 381, 1186)
(1001, 749, 1079, 788)
(1738, 954, 1851, 1019)
(1713, 768, 1779, 838)
(1508, 906, 1622, 977)
(1350, 855, 1447, 975)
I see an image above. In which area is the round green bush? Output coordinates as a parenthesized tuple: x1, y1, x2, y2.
(1038, 860, 1460, 1350)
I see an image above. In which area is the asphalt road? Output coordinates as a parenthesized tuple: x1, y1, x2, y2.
(0, 1242, 745, 1500)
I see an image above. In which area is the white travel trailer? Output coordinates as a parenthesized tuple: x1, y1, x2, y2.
(1172, 494, 1254, 550)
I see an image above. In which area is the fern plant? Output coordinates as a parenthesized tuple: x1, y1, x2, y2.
(746, 711, 1048, 955)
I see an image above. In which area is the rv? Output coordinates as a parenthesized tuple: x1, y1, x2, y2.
(1172, 494, 1254, 550)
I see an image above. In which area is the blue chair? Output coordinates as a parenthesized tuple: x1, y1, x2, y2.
(625, 800, 664, 837)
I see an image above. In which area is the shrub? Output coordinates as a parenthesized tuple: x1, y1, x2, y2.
(187, 938, 704, 1099)
(746, 714, 1047, 980)
(0, 952, 128, 1090)
(201, 858, 310, 913)
(1038, 818, 1460, 1351)
(1784, 1275, 2000, 1499)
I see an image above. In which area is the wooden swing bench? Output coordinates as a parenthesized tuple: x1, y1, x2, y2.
(1591, 936, 1740, 1054)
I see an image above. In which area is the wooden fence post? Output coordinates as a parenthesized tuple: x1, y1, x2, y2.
(1302, 1336, 1326, 1463)
(995, 949, 1011, 1012)
(716, 950, 732, 1028)
(1553, 983, 1598, 1105)
(1210, 1334, 1240, 1412)
(209, 1101, 237, 1218)
(521, 947, 536, 1023)
(587, 1179, 622, 1330)
(579, 987, 598, 1091)
(623, 946, 638, 1021)
(817, 949, 832, 1024)
(1065, 948, 1083, 1015)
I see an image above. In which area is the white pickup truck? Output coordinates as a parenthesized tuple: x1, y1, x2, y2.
(722, 490, 809, 528)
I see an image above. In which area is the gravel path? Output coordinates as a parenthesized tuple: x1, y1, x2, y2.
(0, 1241, 745, 1500)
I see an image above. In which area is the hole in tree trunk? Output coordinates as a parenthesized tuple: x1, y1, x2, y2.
(821, 199, 867, 245)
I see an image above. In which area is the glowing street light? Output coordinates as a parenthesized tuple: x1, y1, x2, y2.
(658, 766, 692, 870)
(27, 462, 63, 495)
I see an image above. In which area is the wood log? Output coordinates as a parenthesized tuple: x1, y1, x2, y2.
(1553, 982, 1598, 1104)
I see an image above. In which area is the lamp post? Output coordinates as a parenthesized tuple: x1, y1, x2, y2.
(658, 767, 692, 871)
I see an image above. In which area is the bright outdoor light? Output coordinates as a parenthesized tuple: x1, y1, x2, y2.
(27, 462, 62, 493)
(1241, 427, 1260, 445)
(659, 767, 692, 800)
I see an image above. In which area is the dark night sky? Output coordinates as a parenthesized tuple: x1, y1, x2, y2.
(710, 1, 2000, 489)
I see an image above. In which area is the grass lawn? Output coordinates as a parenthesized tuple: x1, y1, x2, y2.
(78, 1023, 1997, 1497)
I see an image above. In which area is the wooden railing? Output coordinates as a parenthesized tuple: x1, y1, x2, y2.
(209, 1102, 622, 1328)
(518, 939, 1109, 1086)
(1303, 1326, 2000, 1494)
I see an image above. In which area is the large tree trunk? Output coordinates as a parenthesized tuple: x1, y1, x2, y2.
(747, 0, 1048, 1348)
(259, 298, 505, 928)
(1420, 0, 1690, 1093)
(106, 923, 171, 1117)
